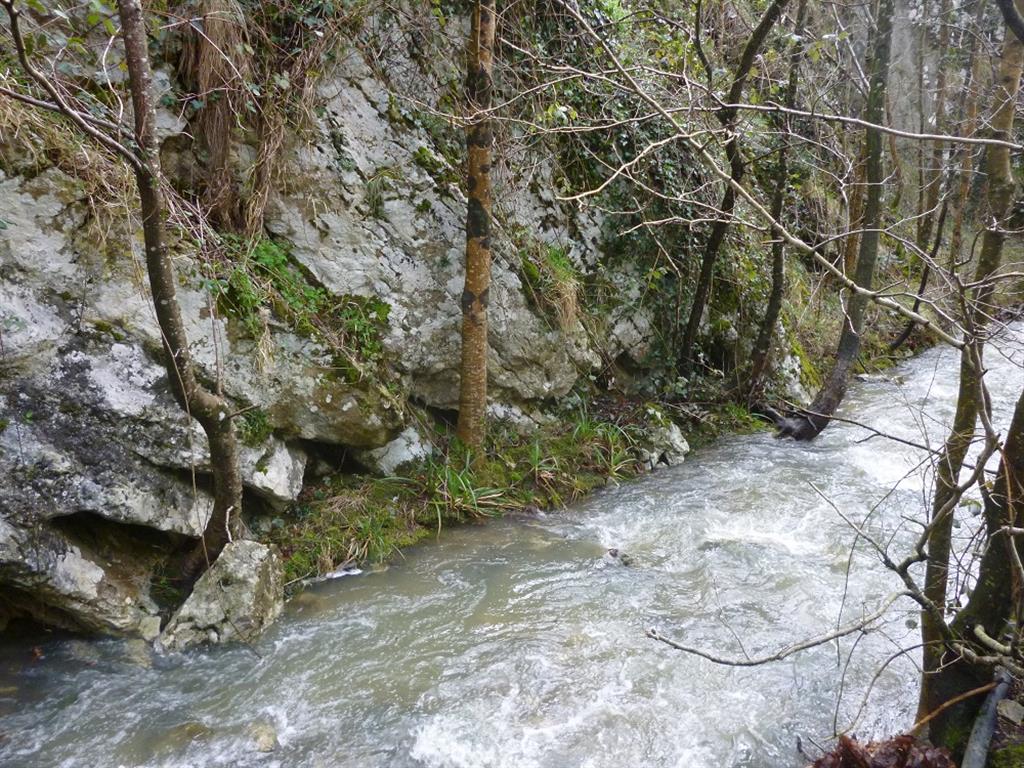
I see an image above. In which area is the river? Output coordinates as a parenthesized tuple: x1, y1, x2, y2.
(1, 326, 1022, 768)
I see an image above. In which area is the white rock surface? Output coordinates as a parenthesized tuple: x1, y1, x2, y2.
(354, 427, 433, 475)
(636, 413, 691, 470)
(159, 541, 284, 652)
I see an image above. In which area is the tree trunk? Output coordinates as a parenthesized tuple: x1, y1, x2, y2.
(746, 0, 808, 398)
(918, 14, 1024, 726)
(915, 0, 949, 253)
(777, 0, 895, 441)
(456, 0, 496, 450)
(888, 200, 948, 353)
(843, 143, 868, 279)
(921, 385, 1024, 751)
(678, 0, 788, 376)
(890, 0, 951, 350)
(117, 0, 244, 581)
(948, 1, 987, 269)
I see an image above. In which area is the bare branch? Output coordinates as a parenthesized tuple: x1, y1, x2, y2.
(646, 592, 909, 666)
(0, 0, 144, 171)
(553, 0, 966, 350)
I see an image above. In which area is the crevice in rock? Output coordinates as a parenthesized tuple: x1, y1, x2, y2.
(50, 511, 185, 622)
(50, 510, 187, 561)
(298, 439, 373, 478)
(0, 585, 92, 638)
(410, 397, 457, 430)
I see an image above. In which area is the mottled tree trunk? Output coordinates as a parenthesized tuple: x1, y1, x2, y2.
(746, 0, 808, 398)
(921, 386, 1024, 750)
(918, 15, 1024, 726)
(843, 145, 868, 279)
(777, 0, 894, 441)
(456, 0, 496, 450)
(678, 0, 788, 376)
(117, 0, 244, 581)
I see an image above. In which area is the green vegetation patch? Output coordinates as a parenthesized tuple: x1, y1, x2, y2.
(238, 408, 274, 447)
(208, 235, 390, 382)
(992, 744, 1024, 768)
(265, 407, 651, 585)
(413, 146, 452, 182)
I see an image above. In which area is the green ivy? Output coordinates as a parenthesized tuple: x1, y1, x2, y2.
(208, 236, 391, 380)
(238, 408, 273, 447)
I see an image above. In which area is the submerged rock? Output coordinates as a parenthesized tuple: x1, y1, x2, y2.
(143, 720, 214, 761)
(250, 721, 279, 753)
(607, 548, 635, 566)
(159, 541, 284, 652)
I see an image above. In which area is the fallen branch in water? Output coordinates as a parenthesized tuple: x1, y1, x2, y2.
(646, 592, 909, 666)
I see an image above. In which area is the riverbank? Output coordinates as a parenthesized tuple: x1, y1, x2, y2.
(10, 329, 1000, 767)
(260, 397, 767, 588)
(255, 272, 936, 591)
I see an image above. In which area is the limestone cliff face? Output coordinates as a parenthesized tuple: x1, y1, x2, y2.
(261, 51, 595, 407)
(0, 38, 650, 635)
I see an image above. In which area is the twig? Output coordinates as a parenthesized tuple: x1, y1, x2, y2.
(910, 681, 996, 734)
(647, 592, 909, 666)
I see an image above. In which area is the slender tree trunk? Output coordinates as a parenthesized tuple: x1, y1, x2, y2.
(953, 389, 1024, 644)
(948, 1, 987, 268)
(914, 13, 928, 246)
(885, 95, 906, 215)
(678, 0, 788, 376)
(921, 385, 1024, 750)
(456, 0, 496, 450)
(843, 144, 868, 278)
(746, 0, 808, 397)
(918, 16, 1024, 724)
(889, 0, 951, 350)
(888, 200, 948, 352)
(777, 0, 894, 441)
(117, 0, 244, 581)
(916, 0, 950, 253)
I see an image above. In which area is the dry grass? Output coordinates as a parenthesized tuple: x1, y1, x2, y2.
(241, 24, 345, 238)
(521, 242, 582, 333)
(0, 87, 138, 263)
(177, 0, 252, 227)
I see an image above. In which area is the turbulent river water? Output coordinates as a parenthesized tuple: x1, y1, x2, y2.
(2, 327, 1023, 768)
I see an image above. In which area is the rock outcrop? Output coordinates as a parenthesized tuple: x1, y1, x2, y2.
(158, 541, 284, 652)
(0, 38, 609, 636)
(0, 16, 694, 639)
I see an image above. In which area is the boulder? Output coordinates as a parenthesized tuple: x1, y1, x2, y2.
(635, 412, 690, 470)
(353, 426, 432, 475)
(158, 541, 284, 652)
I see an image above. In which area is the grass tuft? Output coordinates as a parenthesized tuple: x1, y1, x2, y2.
(264, 405, 652, 585)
